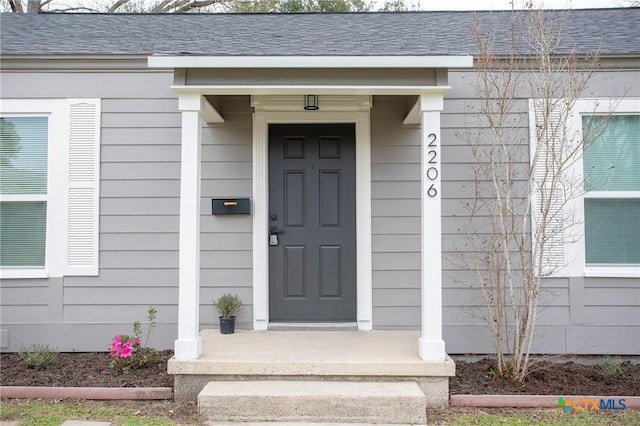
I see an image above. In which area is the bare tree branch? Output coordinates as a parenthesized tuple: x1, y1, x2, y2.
(455, 7, 610, 382)
(8, 0, 24, 12)
(174, 0, 223, 13)
(48, 6, 101, 12)
(107, 0, 132, 12)
(151, 0, 178, 13)
(27, 0, 40, 12)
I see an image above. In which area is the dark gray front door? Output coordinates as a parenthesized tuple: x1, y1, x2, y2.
(269, 124, 356, 322)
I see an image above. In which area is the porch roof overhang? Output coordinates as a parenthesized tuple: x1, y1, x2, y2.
(150, 54, 472, 125)
(173, 85, 449, 125)
(147, 55, 473, 69)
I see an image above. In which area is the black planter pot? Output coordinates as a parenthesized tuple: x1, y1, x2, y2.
(219, 316, 236, 334)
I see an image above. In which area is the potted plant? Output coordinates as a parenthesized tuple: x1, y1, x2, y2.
(213, 293, 241, 334)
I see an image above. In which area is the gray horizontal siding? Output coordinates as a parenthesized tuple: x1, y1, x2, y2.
(102, 128, 181, 145)
(2, 306, 51, 325)
(0, 74, 255, 351)
(0, 286, 49, 305)
(2, 323, 178, 352)
(371, 98, 422, 332)
(585, 307, 639, 325)
(372, 217, 420, 234)
(585, 287, 640, 306)
(372, 181, 420, 199)
(2, 66, 638, 355)
(102, 98, 178, 113)
(101, 145, 180, 162)
(369, 96, 533, 334)
(198, 97, 254, 333)
(64, 287, 178, 305)
(0, 72, 175, 99)
(566, 326, 640, 354)
(101, 180, 180, 197)
(102, 112, 181, 128)
(1, 278, 62, 345)
(101, 233, 178, 251)
(100, 215, 178, 233)
(102, 163, 181, 180)
(373, 271, 421, 289)
(370, 88, 639, 355)
(64, 269, 179, 287)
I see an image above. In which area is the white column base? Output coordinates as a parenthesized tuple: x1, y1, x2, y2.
(174, 337, 202, 361)
(357, 319, 372, 331)
(254, 319, 269, 331)
(418, 337, 446, 361)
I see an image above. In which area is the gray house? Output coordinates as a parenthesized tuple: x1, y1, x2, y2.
(1, 9, 639, 408)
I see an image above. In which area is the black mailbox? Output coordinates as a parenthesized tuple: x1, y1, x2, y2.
(212, 198, 251, 215)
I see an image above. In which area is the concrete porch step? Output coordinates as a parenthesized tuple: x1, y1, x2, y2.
(198, 380, 427, 424)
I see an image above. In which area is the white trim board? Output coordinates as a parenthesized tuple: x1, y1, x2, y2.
(171, 85, 452, 96)
(148, 55, 473, 69)
(251, 95, 373, 331)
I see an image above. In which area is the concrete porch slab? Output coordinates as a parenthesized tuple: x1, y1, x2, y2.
(170, 330, 455, 406)
(169, 330, 455, 377)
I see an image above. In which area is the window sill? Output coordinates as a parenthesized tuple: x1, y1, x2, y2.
(585, 266, 640, 278)
(0, 269, 49, 279)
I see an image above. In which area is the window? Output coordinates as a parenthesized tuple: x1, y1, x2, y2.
(533, 99, 640, 278)
(0, 116, 48, 269)
(0, 99, 101, 279)
(582, 115, 640, 267)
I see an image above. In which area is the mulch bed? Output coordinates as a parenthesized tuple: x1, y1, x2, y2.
(450, 358, 640, 396)
(1, 351, 639, 396)
(0, 351, 172, 388)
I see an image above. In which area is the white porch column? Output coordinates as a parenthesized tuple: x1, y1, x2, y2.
(419, 93, 446, 361)
(174, 93, 204, 360)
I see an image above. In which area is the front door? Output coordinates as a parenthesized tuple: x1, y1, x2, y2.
(269, 124, 356, 322)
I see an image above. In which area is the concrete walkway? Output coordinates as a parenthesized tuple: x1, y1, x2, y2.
(208, 423, 426, 425)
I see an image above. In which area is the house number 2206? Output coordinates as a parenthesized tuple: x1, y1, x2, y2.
(426, 133, 438, 198)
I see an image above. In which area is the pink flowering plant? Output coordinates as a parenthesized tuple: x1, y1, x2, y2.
(109, 334, 140, 360)
(108, 306, 163, 372)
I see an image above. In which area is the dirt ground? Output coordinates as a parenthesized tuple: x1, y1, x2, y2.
(1, 351, 638, 425)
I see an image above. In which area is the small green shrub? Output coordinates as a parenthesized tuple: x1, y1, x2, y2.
(213, 293, 242, 318)
(18, 343, 58, 370)
(595, 356, 622, 379)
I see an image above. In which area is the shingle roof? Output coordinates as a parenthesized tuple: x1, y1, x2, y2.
(1, 9, 638, 57)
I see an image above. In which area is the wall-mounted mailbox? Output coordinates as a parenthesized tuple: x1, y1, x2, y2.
(212, 198, 251, 215)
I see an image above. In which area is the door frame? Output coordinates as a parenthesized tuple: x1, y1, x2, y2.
(251, 95, 373, 331)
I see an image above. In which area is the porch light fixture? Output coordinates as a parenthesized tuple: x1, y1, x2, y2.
(304, 95, 319, 111)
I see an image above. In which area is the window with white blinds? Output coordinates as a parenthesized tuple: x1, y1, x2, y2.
(0, 99, 100, 279)
(582, 114, 640, 266)
(529, 98, 639, 277)
(0, 116, 48, 268)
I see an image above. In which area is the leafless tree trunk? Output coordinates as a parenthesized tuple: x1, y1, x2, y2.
(459, 6, 605, 382)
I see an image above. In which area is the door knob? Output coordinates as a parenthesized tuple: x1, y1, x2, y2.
(270, 226, 284, 235)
